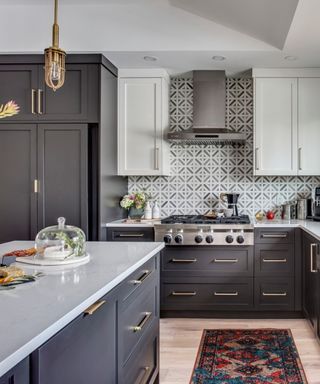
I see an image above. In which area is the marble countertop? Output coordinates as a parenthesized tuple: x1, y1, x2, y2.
(0, 241, 164, 377)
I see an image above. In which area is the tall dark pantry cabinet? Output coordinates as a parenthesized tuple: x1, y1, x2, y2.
(0, 54, 127, 242)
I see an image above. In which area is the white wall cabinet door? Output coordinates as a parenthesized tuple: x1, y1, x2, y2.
(118, 77, 170, 176)
(298, 78, 320, 175)
(254, 78, 297, 176)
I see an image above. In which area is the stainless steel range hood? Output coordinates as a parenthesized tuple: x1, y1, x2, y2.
(167, 70, 246, 145)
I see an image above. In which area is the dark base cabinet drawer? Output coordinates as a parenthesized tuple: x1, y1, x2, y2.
(107, 227, 154, 242)
(121, 323, 159, 384)
(255, 228, 294, 244)
(119, 279, 158, 365)
(255, 244, 294, 276)
(254, 277, 294, 311)
(161, 279, 253, 311)
(119, 257, 157, 302)
(161, 247, 253, 277)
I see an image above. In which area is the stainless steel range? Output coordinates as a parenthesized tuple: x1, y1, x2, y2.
(154, 215, 253, 246)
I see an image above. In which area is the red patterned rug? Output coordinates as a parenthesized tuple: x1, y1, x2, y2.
(190, 329, 308, 384)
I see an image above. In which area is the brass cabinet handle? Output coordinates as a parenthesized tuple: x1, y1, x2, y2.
(136, 366, 150, 384)
(154, 147, 160, 170)
(262, 258, 287, 263)
(132, 270, 151, 285)
(37, 89, 43, 114)
(84, 300, 106, 315)
(310, 243, 318, 273)
(171, 291, 196, 296)
(262, 292, 287, 296)
(261, 233, 287, 238)
(133, 312, 152, 332)
(33, 179, 40, 193)
(214, 292, 238, 296)
(298, 147, 302, 170)
(31, 89, 36, 114)
(213, 258, 238, 263)
(171, 258, 197, 263)
(118, 233, 144, 238)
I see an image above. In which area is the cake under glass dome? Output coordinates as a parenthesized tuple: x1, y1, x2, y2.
(35, 217, 86, 260)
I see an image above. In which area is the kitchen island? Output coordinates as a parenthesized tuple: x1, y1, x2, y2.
(0, 241, 164, 383)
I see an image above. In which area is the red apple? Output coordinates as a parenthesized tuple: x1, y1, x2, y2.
(266, 210, 275, 220)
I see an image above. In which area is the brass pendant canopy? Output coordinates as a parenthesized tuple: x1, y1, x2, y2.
(44, 0, 66, 91)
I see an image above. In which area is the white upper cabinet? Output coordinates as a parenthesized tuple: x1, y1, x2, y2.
(117, 69, 170, 176)
(298, 78, 320, 175)
(253, 69, 320, 176)
(254, 77, 297, 176)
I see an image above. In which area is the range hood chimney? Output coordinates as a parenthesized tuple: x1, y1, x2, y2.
(168, 70, 246, 145)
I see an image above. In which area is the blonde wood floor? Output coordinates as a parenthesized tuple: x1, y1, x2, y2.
(160, 318, 320, 384)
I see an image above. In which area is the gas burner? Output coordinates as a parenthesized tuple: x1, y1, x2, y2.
(161, 215, 251, 225)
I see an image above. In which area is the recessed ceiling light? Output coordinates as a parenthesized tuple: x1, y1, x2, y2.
(284, 55, 298, 61)
(212, 55, 226, 61)
(143, 55, 158, 62)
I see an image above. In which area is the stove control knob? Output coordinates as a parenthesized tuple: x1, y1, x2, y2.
(225, 235, 234, 244)
(206, 235, 214, 244)
(163, 234, 172, 244)
(237, 235, 245, 244)
(195, 235, 203, 244)
(175, 234, 183, 244)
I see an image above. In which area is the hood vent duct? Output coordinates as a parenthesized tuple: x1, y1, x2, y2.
(167, 70, 246, 145)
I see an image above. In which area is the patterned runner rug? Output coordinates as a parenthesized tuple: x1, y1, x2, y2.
(190, 329, 308, 383)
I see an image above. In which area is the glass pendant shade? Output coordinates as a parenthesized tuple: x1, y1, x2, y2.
(44, 0, 66, 92)
(44, 46, 66, 91)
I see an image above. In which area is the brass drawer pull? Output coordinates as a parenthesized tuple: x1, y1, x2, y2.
(213, 259, 238, 263)
(118, 233, 144, 237)
(37, 89, 43, 114)
(261, 233, 287, 238)
(84, 300, 106, 315)
(133, 312, 152, 332)
(171, 291, 196, 296)
(132, 270, 151, 285)
(310, 243, 317, 273)
(31, 89, 36, 114)
(171, 258, 197, 263)
(214, 291, 238, 296)
(136, 366, 150, 384)
(262, 292, 287, 297)
(262, 258, 287, 263)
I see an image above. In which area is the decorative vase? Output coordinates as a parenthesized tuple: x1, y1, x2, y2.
(128, 207, 144, 219)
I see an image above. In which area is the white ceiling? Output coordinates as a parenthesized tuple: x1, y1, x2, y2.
(0, 0, 319, 75)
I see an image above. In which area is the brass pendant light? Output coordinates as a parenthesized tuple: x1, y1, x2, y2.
(44, 0, 66, 92)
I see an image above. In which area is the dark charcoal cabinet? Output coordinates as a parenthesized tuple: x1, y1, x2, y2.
(32, 293, 117, 384)
(253, 228, 298, 311)
(302, 232, 320, 334)
(107, 227, 154, 242)
(0, 65, 38, 121)
(0, 357, 29, 384)
(37, 124, 88, 233)
(0, 125, 37, 242)
(38, 65, 89, 121)
(0, 64, 91, 122)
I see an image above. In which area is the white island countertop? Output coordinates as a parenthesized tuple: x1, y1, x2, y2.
(0, 241, 164, 377)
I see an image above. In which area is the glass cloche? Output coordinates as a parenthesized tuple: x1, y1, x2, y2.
(35, 217, 86, 260)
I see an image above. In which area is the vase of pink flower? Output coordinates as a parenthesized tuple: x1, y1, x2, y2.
(120, 192, 150, 219)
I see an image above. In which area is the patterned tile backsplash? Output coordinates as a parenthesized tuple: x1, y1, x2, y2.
(128, 77, 320, 217)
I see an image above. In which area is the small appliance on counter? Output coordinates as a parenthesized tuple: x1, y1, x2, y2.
(220, 193, 240, 216)
(306, 187, 320, 221)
